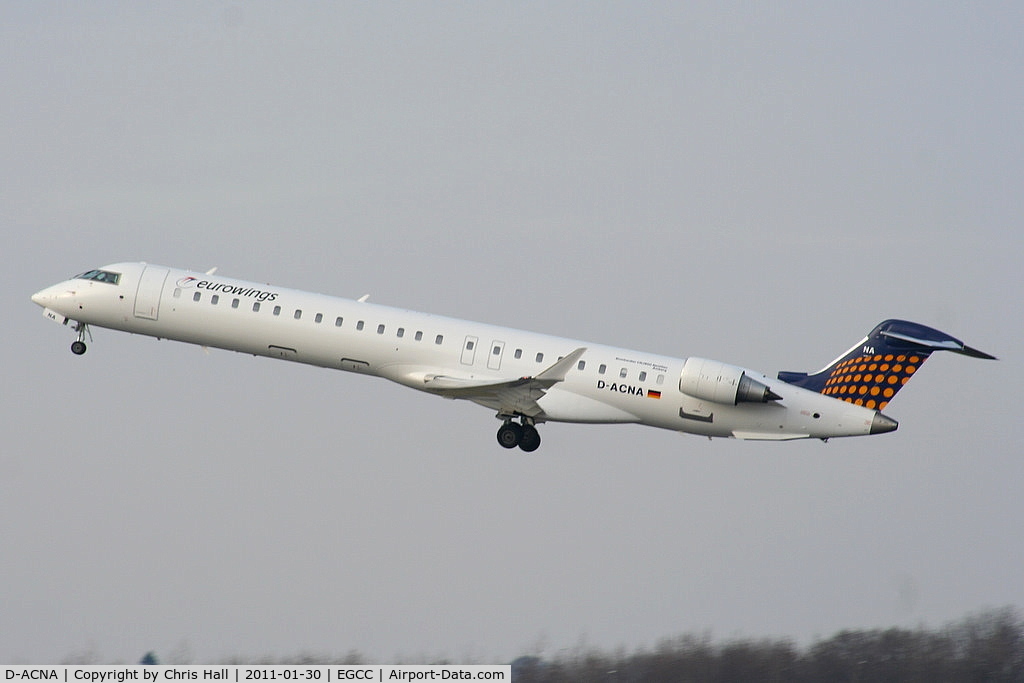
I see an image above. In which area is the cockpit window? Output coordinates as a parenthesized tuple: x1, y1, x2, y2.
(74, 269, 121, 285)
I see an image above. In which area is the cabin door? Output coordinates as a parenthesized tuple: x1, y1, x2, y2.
(134, 266, 169, 320)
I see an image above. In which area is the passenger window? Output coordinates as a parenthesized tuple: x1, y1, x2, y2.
(232, 299, 240, 309)
(173, 288, 181, 298)
(294, 310, 302, 320)
(435, 334, 444, 345)
(493, 346, 501, 355)
(639, 371, 647, 382)
(193, 292, 201, 302)
(335, 317, 343, 327)
(253, 302, 261, 312)
(397, 328, 405, 338)
(356, 321, 364, 331)
(599, 364, 607, 374)
(415, 331, 423, 341)
(619, 368, 628, 378)
(578, 360, 586, 371)
(211, 295, 219, 305)
(536, 353, 544, 363)
(377, 324, 385, 334)
(315, 313, 323, 323)
(273, 306, 281, 316)
(657, 374, 665, 385)
(514, 349, 523, 359)
(466, 340, 474, 350)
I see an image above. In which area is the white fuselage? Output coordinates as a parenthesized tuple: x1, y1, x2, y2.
(32, 262, 887, 443)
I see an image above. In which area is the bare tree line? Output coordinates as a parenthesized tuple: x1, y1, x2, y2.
(63, 606, 1024, 681)
(511, 606, 1024, 682)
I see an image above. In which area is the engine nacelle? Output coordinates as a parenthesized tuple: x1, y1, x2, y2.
(679, 357, 781, 405)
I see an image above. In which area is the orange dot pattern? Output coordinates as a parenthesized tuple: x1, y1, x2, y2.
(820, 352, 930, 410)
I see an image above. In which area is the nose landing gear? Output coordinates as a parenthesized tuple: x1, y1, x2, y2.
(70, 322, 90, 355)
(496, 418, 541, 452)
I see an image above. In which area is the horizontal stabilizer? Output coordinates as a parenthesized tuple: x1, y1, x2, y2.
(879, 328, 997, 359)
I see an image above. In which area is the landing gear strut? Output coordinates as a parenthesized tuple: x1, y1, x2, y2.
(496, 418, 541, 452)
(71, 322, 90, 355)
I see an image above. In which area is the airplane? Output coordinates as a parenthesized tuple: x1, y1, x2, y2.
(31, 262, 995, 450)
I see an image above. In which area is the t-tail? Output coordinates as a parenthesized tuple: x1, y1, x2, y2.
(778, 319, 996, 411)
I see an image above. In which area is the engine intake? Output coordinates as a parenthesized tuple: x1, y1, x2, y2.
(679, 357, 782, 405)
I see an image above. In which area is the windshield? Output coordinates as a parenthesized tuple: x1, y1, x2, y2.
(74, 269, 121, 285)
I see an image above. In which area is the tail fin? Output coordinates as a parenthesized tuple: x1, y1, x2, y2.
(778, 319, 995, 410)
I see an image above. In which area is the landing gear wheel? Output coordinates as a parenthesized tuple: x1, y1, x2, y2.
(496, 422, 523, 449)
(518, 424, 541, 452)
(71, 322, 91, 355)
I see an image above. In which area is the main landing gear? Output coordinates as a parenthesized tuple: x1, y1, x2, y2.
(70, 322, 90, 355)
(496, 419, 541, 452)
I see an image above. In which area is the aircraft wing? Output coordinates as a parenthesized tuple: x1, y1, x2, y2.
(421, 347, 587, 418)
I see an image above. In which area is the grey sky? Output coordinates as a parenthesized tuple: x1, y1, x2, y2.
(2, 2, 1021, 664)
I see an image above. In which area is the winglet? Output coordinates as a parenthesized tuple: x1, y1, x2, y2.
(536, 347, 587, 382)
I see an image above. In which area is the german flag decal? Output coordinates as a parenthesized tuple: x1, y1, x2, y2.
(647, 390, 662, 399)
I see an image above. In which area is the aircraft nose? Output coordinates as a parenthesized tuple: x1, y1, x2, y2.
(31, 283, 70, 309)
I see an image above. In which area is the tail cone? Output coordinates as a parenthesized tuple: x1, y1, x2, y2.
(870, 412, 899, 435)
